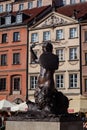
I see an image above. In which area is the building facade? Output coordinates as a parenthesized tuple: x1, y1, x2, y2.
(0, 5, 51, 103)
(28, 2, 87, 112)
(28, 11, 81, 112)
(1, 0, 87, 14)
(0, 15, 28, 103)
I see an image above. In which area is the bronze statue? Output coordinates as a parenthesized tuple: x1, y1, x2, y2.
(29, 42, 69, 115)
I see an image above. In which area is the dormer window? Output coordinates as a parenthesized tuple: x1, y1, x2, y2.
(6, 4, 12, 12)
(28, 2, 33, 9)
(16, 14, 22, 23)
(19, 4, 24, 11)
(37, 0, 42, 7)
(5, 16, 11, 25)
(0, 5, 3, 13)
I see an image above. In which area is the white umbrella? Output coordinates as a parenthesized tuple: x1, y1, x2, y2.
(11, 102, 28, 112)
(0, 99, 14, 111)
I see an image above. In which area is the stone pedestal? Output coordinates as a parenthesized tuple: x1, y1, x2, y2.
(6, 115, 83, 130)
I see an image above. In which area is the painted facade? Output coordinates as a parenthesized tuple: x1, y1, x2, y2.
(0, 25, 27, 103)
(0, 5, 52, 103)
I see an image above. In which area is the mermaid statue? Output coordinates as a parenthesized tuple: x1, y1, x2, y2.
(27, 42, 69, 115)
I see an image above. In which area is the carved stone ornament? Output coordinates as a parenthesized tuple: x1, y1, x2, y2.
(42, 15, 68, 26)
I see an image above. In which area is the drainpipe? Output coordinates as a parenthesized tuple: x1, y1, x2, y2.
(26, 26, 29, 101)
(79, 23, 82, 95)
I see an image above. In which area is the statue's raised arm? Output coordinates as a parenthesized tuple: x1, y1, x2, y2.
(30, 43, 38, 63)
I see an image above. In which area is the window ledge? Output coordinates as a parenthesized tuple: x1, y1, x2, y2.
(68, 87, 80, 89)
(1, 42, 8, 44)
(12, 40, 21, 43)
(68, 37, 78, 39)
(13, 91, 20, 94)
(0, 64, 8, 66)
(12, 63, 21, 65)
(55, 38, 65, 41)
(68, 59, 79, 62)
(83, 41, 87, 43)
(57, 88, 65, 90)
(59, 60, 65, 62)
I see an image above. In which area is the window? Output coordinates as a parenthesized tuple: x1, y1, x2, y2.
(85, 53, 87, 65)
(19, 4, 24, 11)
(13, 53, 20, 65)
(56, 49, 64, 61)
(69, 74, 77, 88)
(69, 48, 77, 60)
(43, 31, 50, 41)
(13, 77, 20, 91)
(0, 78, 6, 91)
(2, 33, 8, 43)
(85, 79, 87, 92)
(31, 33, 38, 43)
(16, 14, 22, 23)
(63, 0, 66, 5)
(56, 74, 64, 88)
(56, 29, 64, 40)
(69, 28, 77, 38)
(37, 0, 42, 7)
(28, 2, 33, 9)
(1, 54, 7, 66)
(6, 4, 12, 12)
(70, 0, 75, 4)
(5, 16, 11, 25)
(84, 31, 87, 42)
(13, 32, 20, 42)
(80, 0, 85, 2)
(0, 5, 3, 13)
(30, 76, 38, 89)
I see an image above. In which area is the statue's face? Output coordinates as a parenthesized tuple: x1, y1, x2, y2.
(42, 46, 46, 52)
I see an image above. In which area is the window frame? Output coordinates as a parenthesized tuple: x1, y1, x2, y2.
(6, 3, 12, 12)
(69, 47, 77, 60)
(31, 33, 38, 43)
(5, 16, 11, 25)
(30, 76, 38, 89)
(28, 1, 33, 9)
(37, 0, 42, 7)
(69, 28, 77, 39)
(13, 32, 20, 42)
(56, 49, 64, 61)
(56, 29, 64, 40)
(85, 53, 87, 65)
(69, 73, 77, 88)
(56, 74, 64, 88)
(70, 0, 75, 4)
(0, 78, 6, 91)
(80, 0, 85, 2)
(63, 0, 66, 5)
(43, 31, 50, 41)
(0, 5, 3, 13)
(12, 76, 21, 91)
(85, 79, 87, 92)
(2, 33, 8, 43)
(19, 4, 24, 11)
(1, 54, 7, 66)
(16, 14, 22, 23)
(84, 31, 87, 42)
(13, 53, 20, 65)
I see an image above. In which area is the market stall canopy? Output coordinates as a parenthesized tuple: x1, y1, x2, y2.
(11, 102, 28, 112)
(0, 99, 14, 111)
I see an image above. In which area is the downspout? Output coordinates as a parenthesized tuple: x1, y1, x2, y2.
(26, 26, 29, 101)
(79, 23, 82, 95)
